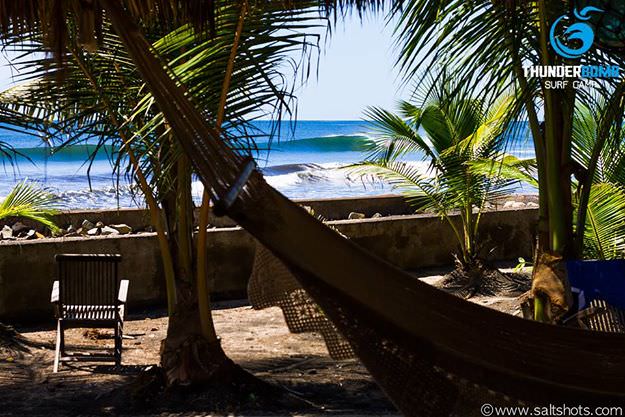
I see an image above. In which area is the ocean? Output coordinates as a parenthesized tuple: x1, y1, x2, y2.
(0, 120, 536, 209)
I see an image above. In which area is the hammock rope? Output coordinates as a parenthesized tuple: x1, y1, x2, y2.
(101, 0, 625, 413)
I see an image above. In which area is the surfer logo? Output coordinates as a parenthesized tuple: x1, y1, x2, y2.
(549, 6, 603, 59)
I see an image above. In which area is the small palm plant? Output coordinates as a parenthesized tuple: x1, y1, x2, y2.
(350, 81, 523, 295)
(0, 180, 59, 233)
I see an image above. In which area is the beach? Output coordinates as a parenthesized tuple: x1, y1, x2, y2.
(0, 120, 536, 209)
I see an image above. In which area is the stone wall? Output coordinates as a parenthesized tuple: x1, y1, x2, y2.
(0, 196, 538, 323)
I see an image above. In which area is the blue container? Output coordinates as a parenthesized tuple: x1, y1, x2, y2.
(566, 259, 625, 310)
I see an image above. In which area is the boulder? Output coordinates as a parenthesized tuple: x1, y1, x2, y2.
(372, 213, 382, 218)
(348, 212, 366, 220)
(87, 227, 101, 236)
(1, 225, 13, 239)
(110, 224, 132, 235)
(25, 229, 37, 240)
(100, 226, 120, 236)
(81, 219, 94, 230)
(11, 222, 29, 234)
(95, 221, 105, 228)
(503, 201, 526, 209)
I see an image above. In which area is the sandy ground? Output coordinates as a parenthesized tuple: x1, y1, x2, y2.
(0, 301, 398, 416)
(0, 268, 527, 417)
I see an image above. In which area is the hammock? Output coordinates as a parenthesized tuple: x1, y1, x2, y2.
(248, 243, 355, 360)
(101, 1, 625, 413)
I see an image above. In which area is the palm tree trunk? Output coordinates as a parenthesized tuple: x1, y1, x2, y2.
(533, 1, 575, 321)
(159, 150, 229, 385)
(195, 0, 247, 340)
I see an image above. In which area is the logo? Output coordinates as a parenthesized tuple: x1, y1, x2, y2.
(549, 6, 603, 59)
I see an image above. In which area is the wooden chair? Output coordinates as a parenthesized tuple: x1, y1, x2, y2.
(51, 254, 129, 372)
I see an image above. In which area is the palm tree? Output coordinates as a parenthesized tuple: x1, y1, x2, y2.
(350, 80, 523, 295)
(0, 0, 322, 387)
(391, 1, 625, 321)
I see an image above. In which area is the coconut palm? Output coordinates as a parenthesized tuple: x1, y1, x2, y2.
(0, 0, 323, 387)
(2, 2, 625, 411)
(350, 80, 523, 295)
(482, 101, 625, 261)
(391, 0, 625, 320)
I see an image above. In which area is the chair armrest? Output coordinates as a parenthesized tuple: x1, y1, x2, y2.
(51, 280, 59, 303)
(118, 279, 129, 304)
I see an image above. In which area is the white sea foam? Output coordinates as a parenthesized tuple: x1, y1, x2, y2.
(191, 160, 431, 201)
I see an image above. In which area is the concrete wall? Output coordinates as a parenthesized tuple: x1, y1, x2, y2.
(0, 197, 538, 323)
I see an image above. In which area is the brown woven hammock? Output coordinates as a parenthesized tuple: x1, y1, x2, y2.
(62, 1, 625, 414)
(248, 243, 355, 360)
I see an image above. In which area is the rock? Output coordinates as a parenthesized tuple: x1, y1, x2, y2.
(526, 202, 539, 208)
(11, 222, 29, 234)
(95, 221, 104, 228)
(503, 201, 526, 209)
(372, 213, 382, 218)
(1, 225, 13, 239)
(87, 228, 101, 236)
(66, 225, 76, 233)
(25, 229, 37, 240)
(100, 226, 120, 236)
(81, 220, 94, 230)
(348, 212, 366, 220)
(110, 224, 132, 235)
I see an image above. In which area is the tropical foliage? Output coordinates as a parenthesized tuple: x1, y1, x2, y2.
(390, 0, 625, 320)
(351, 79, 517, 271)
(0, 0, 324, 384)
(484, 101, 625, 261)
(0, 180, 59, 232)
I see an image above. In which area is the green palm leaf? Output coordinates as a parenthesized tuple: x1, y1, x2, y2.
(0, 181, 59, 232)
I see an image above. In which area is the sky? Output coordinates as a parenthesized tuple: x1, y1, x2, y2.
(0, 13, 408, 121)
(289, 13, 409, 120)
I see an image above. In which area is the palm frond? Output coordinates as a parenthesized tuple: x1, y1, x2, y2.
(0, 180, 60, 232)
(582, 183, 625, 260)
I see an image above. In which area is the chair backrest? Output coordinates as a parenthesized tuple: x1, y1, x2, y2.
(56, 254, 122, 308)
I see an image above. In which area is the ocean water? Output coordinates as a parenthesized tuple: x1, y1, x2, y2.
(0, 120, 535, 209)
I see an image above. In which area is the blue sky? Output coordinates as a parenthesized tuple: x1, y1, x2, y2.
(290, 13, 409, 120)
(0, 13, 407, 121)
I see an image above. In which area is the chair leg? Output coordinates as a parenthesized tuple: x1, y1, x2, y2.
(59, 321, 66, 357)
(114, 321, 122, 366)
(53, 321, 62, 373)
